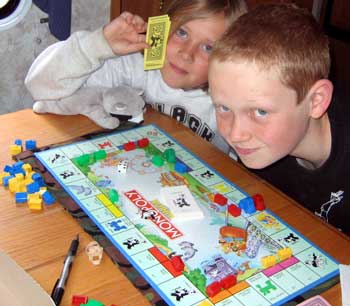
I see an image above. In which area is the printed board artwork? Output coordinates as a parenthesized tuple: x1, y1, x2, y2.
(36, 124, 339, 306)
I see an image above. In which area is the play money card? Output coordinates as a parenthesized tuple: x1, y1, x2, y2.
(144, 14, 171, 70)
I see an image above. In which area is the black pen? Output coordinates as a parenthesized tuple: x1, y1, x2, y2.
(51, 234, 79, 306)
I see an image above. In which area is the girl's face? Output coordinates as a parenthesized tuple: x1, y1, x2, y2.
(161, 13, 227, 90)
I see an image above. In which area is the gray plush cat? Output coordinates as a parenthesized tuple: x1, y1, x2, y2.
(33, 85, 145, 129)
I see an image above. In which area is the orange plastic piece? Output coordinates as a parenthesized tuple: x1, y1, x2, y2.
(220, 226, 247, 240)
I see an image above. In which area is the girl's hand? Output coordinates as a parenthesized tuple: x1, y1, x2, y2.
(103, 11, 149, 55)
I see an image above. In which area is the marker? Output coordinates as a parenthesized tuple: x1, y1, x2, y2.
(51, 234, 79, 306)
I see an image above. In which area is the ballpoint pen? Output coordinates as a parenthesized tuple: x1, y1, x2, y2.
(51, 234, 79, 306)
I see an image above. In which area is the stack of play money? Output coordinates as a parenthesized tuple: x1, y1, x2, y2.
(144, 14, 171, 70)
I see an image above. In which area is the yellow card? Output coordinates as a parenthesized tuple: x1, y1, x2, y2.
(144, 14, 171, 70)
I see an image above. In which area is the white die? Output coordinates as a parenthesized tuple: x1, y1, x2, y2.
(117, 160, 128, 173)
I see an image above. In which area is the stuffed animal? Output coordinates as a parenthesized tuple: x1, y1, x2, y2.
(32, 86, 145, 129)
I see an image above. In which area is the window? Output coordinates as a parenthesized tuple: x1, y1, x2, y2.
(0, 0, 31, 31)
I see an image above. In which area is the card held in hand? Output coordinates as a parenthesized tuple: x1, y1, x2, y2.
(144, 14, 171, 70)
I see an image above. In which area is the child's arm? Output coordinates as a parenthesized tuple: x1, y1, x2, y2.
(25, 12, 148, 102)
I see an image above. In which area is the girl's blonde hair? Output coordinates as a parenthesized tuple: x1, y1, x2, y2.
(211, 3, 330, 103)
(164, 0, 248, 36)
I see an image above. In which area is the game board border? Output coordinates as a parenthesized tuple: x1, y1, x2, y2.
(35, 124, 340, 306)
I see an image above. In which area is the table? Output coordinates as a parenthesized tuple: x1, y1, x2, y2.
(0, 108, 349, 306)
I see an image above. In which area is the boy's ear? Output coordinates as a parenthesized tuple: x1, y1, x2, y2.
(308, 79, 333, 119)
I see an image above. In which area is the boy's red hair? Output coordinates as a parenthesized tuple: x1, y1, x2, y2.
(211, 3, 330, 103)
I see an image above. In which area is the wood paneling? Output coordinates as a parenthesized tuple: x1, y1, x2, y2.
(111, 0, 171, 20)
(329, 0, 350, 30)
(110, 0, 121, 20)
(246, 0, 314, 11)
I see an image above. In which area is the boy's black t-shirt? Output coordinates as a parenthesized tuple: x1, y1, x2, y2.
(249, 85, 350, 235)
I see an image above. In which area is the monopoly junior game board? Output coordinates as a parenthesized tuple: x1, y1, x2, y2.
(35, 124, 339, 306)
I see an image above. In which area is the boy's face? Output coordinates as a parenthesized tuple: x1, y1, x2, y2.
(161, 13, 227, 90)
(209, 60, 312, 169)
